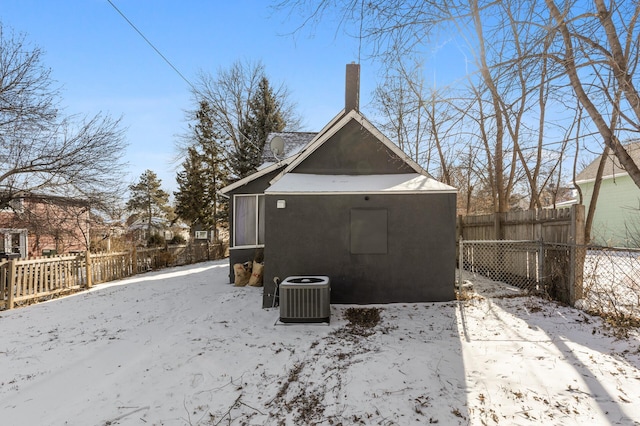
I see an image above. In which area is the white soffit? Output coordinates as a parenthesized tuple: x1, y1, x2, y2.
(265, 173, 457, 194)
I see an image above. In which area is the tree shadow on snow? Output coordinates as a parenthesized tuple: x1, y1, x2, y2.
(473, 292, 640, 424)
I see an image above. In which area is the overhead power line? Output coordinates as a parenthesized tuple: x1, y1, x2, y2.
(106, 0, 195, 90)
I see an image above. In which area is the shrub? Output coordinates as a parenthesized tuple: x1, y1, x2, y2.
(155, 250, 175, 268)
(147, 233, 165, 247)
(170, 234, 187, 245)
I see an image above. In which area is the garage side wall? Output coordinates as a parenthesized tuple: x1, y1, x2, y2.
(263, 193, 456, 307)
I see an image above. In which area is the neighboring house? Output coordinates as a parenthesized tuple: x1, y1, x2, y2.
(128, 217, 169, 243)
(90, 218, 128, 252)
(0, 193, 90, 258)
(575, 141, 640, 247)
(128, 217, 191, 245)
(221, 64, 458, 307)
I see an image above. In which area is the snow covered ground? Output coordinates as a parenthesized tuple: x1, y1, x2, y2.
(581, 250, 640, 317)
(1, 260, 639, 425)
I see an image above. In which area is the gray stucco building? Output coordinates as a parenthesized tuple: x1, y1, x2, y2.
(221, 64, 457, 308)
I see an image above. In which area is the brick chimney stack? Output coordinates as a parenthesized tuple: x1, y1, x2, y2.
(345, 63, 360, 112)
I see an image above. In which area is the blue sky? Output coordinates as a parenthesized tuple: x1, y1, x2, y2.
(1, 1, 392, 194)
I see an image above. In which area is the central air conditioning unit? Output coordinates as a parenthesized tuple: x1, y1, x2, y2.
(279, 276, 330, 323)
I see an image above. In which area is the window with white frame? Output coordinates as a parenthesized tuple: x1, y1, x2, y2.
(233, 194, 265, 247)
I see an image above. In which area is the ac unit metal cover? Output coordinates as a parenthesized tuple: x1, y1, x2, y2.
(279, 276, 330, 323)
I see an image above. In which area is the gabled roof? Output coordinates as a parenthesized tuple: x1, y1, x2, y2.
(576, 141, 640, 183)
(220, 132, 320, 196)
(219, 113, 348, 196)
(272, 109, 427, 182)
(220, 108, 456, 195)
(261, 132, 317, 165)
(219, 157, 288, 196)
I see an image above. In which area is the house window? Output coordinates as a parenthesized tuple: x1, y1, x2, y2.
(234, 194, 265, 247)
(350, 208, 388, 254)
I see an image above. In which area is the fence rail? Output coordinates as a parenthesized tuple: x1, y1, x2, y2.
(1, 242, 226, 310)
(457, 206, 582, 243)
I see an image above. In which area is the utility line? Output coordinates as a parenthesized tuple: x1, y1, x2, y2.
(106, 0, 195, 91)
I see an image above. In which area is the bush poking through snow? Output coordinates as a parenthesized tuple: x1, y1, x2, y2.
(344, 307, 381, 328)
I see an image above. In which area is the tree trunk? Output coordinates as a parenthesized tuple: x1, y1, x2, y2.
(594, 0, 640, 125)
(471, 0, 507, 212)
(584, 145, 610, 245)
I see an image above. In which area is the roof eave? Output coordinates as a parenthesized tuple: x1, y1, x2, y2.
(575, 171, 629, 185)
(219, 160, 288, 195)
(265, 190, 458, 195)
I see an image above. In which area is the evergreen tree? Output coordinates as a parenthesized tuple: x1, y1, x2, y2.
(174, 146, 206, 226)
(192, 60, 301, 182)
(126, 170, 171, 234)
(174, 100, 229, 239)
(233, 77, 286, 178)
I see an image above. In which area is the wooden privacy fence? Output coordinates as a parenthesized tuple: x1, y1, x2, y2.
(457, 205, 584, 244)
(0, 242, 226, 310)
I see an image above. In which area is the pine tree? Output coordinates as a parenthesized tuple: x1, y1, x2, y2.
(233, 77, 286, 178)
(174, 146, 206, 226)
(126, 170, 171, 234)
(174, 100, 229, 240)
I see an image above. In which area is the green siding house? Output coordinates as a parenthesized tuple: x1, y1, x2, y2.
(576, 142, 640, 247)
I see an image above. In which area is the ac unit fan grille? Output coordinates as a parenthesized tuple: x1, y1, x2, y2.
(280, 281, 330, 323)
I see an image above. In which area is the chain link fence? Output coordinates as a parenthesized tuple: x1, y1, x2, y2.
(458, 240, 640, 320)
(458, 240, 546, 294)
(581, 246, 640, 320)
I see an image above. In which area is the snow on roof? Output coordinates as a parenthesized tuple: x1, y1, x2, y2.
(262, 132, 317, 164)
(221, 132, 318, 195)
(265, 173, 457, 194)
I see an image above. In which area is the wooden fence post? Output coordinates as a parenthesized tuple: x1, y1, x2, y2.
(85, 251, 93, 288)
(457, 215, 464, 241)
(7, 258, 16, 310)
(132, 246, 137, 275)
(569, 204, 585, 305)
(494, 212, 505, 240)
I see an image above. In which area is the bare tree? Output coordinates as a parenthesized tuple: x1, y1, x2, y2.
(0, 23, 57, 133)
(545, 0, 640, 187)
(540, 0, 640, 241)
(278, 0, 553, 213)
(278, 0, 640, 224)
(0, 114, 127, 208)
(190, 59, 301, 178)
(0, 22, 127, 211)
(373, 59, 463, 185)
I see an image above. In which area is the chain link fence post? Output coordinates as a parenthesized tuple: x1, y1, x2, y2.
(538, 239, 544, 291)
(458, 237, 464, 291)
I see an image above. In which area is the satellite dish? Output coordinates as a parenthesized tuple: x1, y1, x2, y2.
(270, 136, 285, 161)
